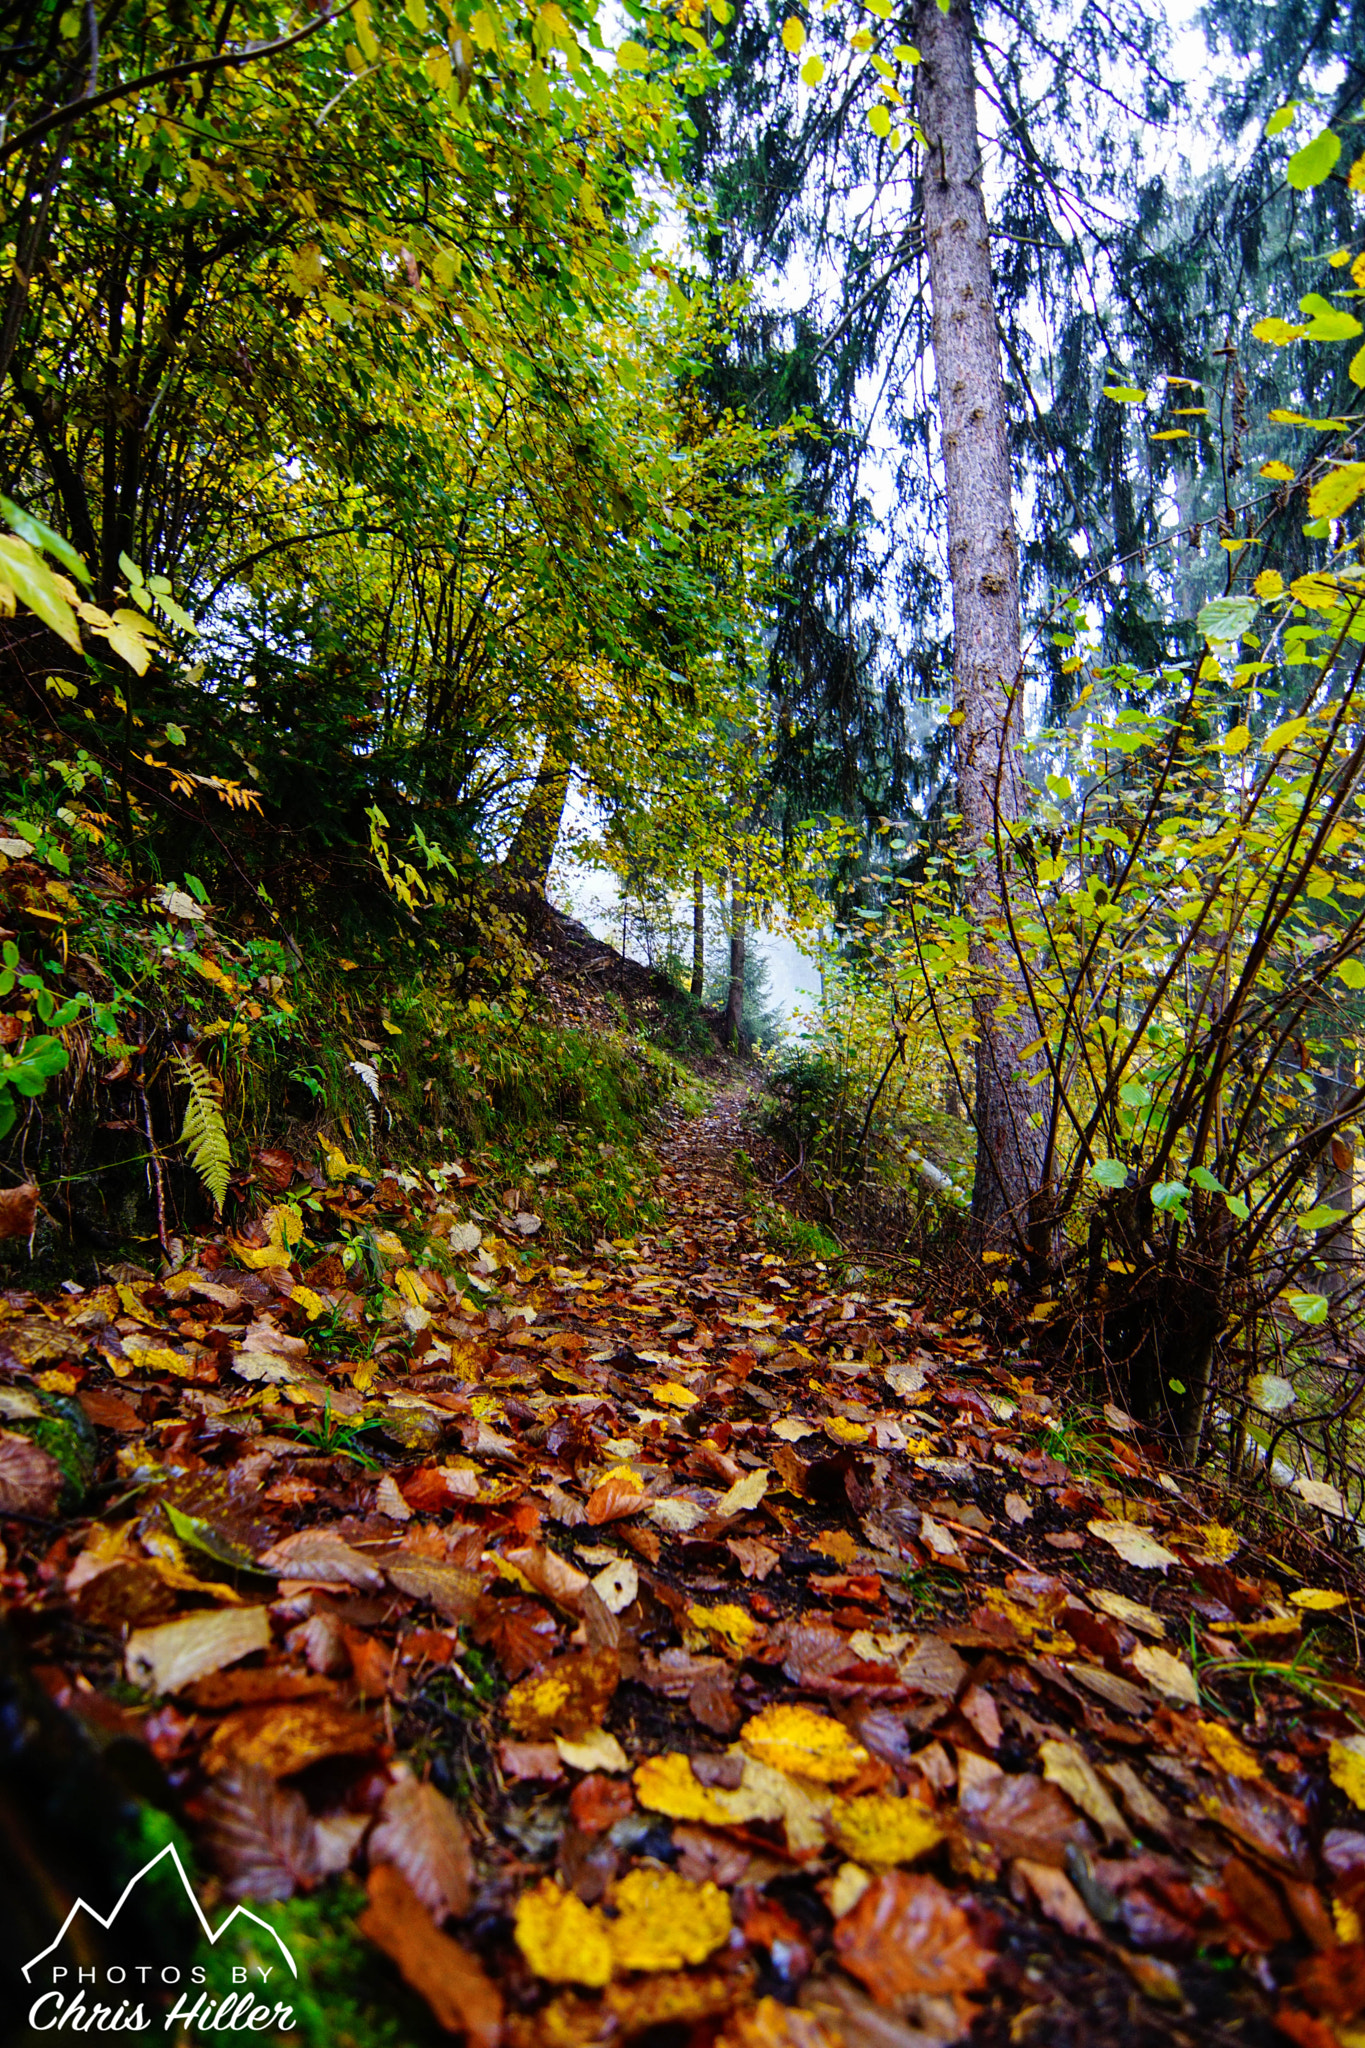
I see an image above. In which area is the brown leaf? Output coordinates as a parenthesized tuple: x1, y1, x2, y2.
(77, 1388, 143, 1433)
(200, 1763, 321, 1901)
(585, 1473, 645, 1525)
(472, 1595, 559, 1678)
(0, 1427, 63, 1514)
(569, 1773, 635, 1835)
(727, 1537, 781, 1581)
(126, 1607, 272, 1694)
(499, 1741, 565, 1784)
(256, 1529, 386, 1591)
(1011, 1858, 1103, 1942)
(505, 1649, 620, 1740)
(958, 1766, 1093, 1870)
(385, 1557, 484, 1623)
(1296, 1944, 1365, 2020)
(690, 1666, 741, 1736)
(200, 1698, 381, 1777)
(254, 1147, 299, 1192)
(0, 1182, 38, 1240)
(359, 1862, 503, 2047)
(1202, 1775, 1312, 1878)
(833, 1870, 993, 2004)
(369, 1775, 474, 1924)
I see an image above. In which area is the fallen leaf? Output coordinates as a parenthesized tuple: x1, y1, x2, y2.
(959, 1767, 1092, 1869)
(385, 1558, 484, 1623)
(1004, 1493, 1032, 1525)
(608, 1866, 732, 1972)
(687, 1602, 761, 1657)
(0, 1428, 64, 1514)
(586, 1470, 645, 1524)
(1087, 1519, 1180, 1571)
(200, 1699, 380, 1777)
(590, 1557, 638, 1614)
(126, 1606, 271, 1695)
(1039, 1739, 1132, 1846)
(833, 1870, 993, 2003)
(1012, 1858, 1102, 1942)
(1331, 1738, 1365, 1811)
(715, 1468, 770, 1517)
(1091, 1588, 1166, 1638)
(1292, 1588, 1349, 1611)
(742, 1701, 871, 1784)
(200, 1763, 320, 1900)
(827, 1794, 944, 1868)
(569, 1773, 634, 1834)
(369, 1775, 474, 1924)
(514, 1878, 613, 1986)
(505, 1649, 619, 1739)
(727, 1537, 781, 1580)
(257, 1529, 385, 1591)
(359, 1863, 502, 2047)
(1130, 1643, 1199, 1705)
(556, 1727, 630, 1774)
(0, 1183, 39, 1238)
(1198, 1721, 1262, 1779)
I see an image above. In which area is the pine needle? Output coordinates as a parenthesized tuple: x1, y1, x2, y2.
(174, 1052, 231, 1210)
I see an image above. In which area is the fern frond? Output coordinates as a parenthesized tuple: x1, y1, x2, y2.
(174, 1053, 231, 1210)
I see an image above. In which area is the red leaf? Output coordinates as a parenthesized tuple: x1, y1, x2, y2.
(833, 1871, 993, 2003)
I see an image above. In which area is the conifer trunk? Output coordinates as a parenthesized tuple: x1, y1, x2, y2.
(690, 871, 705, 1000)
(913, 0, 1049, 1257)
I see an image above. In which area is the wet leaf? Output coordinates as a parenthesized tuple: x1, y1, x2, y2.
(741, 1701, 871, 1784)
(369, 1774, 474, 1923)
(514, 1878, 613, 1986)
(505, 1648, 619, 1739)
(0, 1428, 64, 1514)
(1086, 1519, 1180, 1571)
(360, 1863, 503, 2046)
(1129, 1643, 1199, 1705)
(200, 1763, 321, 1900)
(833, 1871, 993, 2003)
(200, 1698, 381, 1777)
(827, 1794, 944, 1867)
(608, 1866, 732, 1971)
(126, 1606, 271, 1695)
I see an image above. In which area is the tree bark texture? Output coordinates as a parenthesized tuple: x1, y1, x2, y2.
(724, 865, 748, 1051)
(690, 870, 705, 1000)
(913, 0, 1049, 1255)
(504, 745, 570, 893)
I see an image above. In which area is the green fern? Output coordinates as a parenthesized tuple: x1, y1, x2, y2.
(174, 1053, 231, 1210)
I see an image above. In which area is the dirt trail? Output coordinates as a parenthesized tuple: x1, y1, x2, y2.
(2, 1092, 1364, 2048)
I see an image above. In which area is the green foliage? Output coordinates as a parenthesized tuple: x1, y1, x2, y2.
(174, 1053, 232, 1211)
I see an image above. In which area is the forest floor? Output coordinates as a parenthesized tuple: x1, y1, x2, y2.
(4, 1075, 1365, 2048)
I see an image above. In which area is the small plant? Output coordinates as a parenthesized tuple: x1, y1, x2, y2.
(173, 1052, 231, 1209)
(277, 1397, 383, 1468)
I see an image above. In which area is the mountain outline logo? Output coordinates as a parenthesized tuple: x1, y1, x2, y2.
(21, 1841, 298, 1982)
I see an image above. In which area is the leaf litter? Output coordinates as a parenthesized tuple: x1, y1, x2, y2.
(4, 1087, 1365, 2045)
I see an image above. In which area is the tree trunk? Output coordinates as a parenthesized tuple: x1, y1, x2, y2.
(504, 745, 570, 894)
(724, 865, 748, 1051)
(913, 0, 1049, 1258)
(1314, 1059, 1354, 1305)
(690, 870, 705, 1000)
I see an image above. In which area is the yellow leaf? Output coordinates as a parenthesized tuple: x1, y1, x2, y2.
(824, 1415, 870, 1443)
(741, 1701, 870, 1784)
(514, 1880, 612, 1986)
(686, 1602, 758, 1655)
(780, 14, 805, 51)
(649, 1381, 698, 1409)
(1290, 1587, 1348, 1610)
(1309, 462, 1365, 521)
(1222, 725, 1251, 754)
(608, 1868, 732, 1972)
(1193, 1522, 1240, 1562)
(1198, 1721, 1262, 1779)
(1331, 1737, 1365, 1810)
(633, 1752, 777, 1828)
(1130, 1642, 1200, 1705)
(826, 1794, 943, 1867)
(1260, 461, 1296, 481)
(289, 1285, 325, 1321)
(1253, 568, 1285, 597)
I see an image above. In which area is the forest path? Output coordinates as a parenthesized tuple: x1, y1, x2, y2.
(0, 1085, 1361, 2048)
